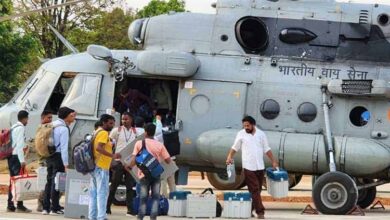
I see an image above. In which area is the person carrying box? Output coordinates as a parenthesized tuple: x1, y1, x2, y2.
(128, 123, 171, 220)
(226, 116, 278, 219)
(7, 110, 31, 213)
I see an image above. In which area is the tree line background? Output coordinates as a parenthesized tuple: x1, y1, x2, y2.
(0, 0, 186, 104)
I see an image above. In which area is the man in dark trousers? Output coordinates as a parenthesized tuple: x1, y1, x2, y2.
(107, 112, 137, 216)
(42, 107, 76, 215)
(7, 110, 31, 213)
(226, 116, 278, 219)
(37, 110, 53, 212)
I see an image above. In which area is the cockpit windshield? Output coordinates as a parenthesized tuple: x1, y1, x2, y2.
(15, 68, 59, 110)
(11, 68, 43, 103)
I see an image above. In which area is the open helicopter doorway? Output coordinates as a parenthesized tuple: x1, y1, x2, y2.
(113, 77, 179, 127)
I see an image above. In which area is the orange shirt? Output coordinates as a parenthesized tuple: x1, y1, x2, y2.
(132, 138, 170, 178)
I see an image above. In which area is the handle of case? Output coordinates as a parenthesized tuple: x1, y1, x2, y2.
(201, 188, 214, 195)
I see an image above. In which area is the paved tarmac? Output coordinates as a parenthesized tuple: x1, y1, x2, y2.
(0, 201, 389, 220)
(1, 174, 390, 219)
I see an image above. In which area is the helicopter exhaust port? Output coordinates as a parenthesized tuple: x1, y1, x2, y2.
(235, 16, 269, 54)
(128, 18, 149, 46)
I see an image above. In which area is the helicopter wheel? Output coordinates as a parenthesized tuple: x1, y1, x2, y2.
(357, 178, 377, 209)
(313, 171, 358, 215)
(207, 170, 246, 190)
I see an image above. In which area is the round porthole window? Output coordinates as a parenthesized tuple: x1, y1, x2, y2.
(297, 102, 317, 122)
(349, 106, 370, 127)
(260, 99, 280, 120)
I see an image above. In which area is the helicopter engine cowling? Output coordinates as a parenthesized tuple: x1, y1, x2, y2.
(196, 129, 390, 178)
(136, 51, 200, 77)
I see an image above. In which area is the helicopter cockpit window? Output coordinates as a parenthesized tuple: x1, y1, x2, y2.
(61, 74, 102, 117)
(349, 106, 370, 127)
(20, 71, 57, 110)
(297, 102, 317, 123)
(260, 99, 280, 120)
(45, 72, 76, 113)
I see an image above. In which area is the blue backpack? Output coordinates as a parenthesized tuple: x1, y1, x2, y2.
(73, 130, 102, 175)
(135, 139, 164, 179)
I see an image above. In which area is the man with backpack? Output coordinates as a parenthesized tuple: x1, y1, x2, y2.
(129, 123, 171, 220)
(36, 110, 53, 212)
(7, 110, 31, 213)
(42, 107, 76, 215)
(106, 112, 137, 216)
(89, 114, 121, 220)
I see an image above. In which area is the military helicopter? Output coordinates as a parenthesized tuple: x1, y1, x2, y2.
(2, 0, 390, 215)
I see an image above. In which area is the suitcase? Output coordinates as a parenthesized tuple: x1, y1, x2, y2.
(64, 169, 91, 219)
(222, 192, 251, 219)
(54, 172, 66, 193)
(162, 130, 180, 156)
(11, 171, 40, 201)
(186, 193, 217, 218)
(36, 166, 47, 191)
(168, 191, 191, 217)
(266, 167, 289, 198)
(132, 196, 169, 215)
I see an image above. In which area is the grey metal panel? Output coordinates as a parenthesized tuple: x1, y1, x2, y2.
(64, 169, 90, 219)
(176, 80, 248, 166)
(144, 13, 215, 53)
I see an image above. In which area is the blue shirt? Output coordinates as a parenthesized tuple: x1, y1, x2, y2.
(52, 119, 69, 166)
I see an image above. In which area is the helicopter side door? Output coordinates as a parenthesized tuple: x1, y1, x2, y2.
(176, 79, 248, 167)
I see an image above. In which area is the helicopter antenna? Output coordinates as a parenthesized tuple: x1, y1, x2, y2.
(48, 24, 79, 54)
(0, 0, 89, 22)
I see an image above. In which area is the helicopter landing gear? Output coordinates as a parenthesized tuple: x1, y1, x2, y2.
(356, 179, 377, 209)
(313, 171, 358, 215)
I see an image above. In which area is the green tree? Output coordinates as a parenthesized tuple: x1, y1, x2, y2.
(16, 0, 115, 58)
(137, 0, 185, 18)
(0, 0, 38, 103)
(68, 8, 136, 51)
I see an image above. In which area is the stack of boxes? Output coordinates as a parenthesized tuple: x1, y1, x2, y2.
(168, 191, 191, 217)
(186, 192, 217, 218)
(222, 192, 252, 218)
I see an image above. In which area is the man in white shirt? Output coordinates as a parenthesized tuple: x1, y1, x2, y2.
(226, 116, 278, 219)
(135, 116, 145, 136)
(154, 115, 176, 197)
(7, 110, 32, 213)
(107, 112, 137, 216)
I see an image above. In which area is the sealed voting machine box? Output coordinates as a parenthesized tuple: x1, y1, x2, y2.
(64, 169, 90, 219)
(168, 191, 191, 217)
(186, 193, 217, 218)
(118, 134, 144, 183)
(160, 160, 179, 180)
(55, 172, 66, 193)
(222, 192, 251, 219)
(266, 167, 289, 198)
(36, 166, 47, 191)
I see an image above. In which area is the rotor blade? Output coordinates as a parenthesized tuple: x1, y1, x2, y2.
(38, 57, 51, 63)
(0, 0, 89, 22)
(48, 24, 79, 54)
